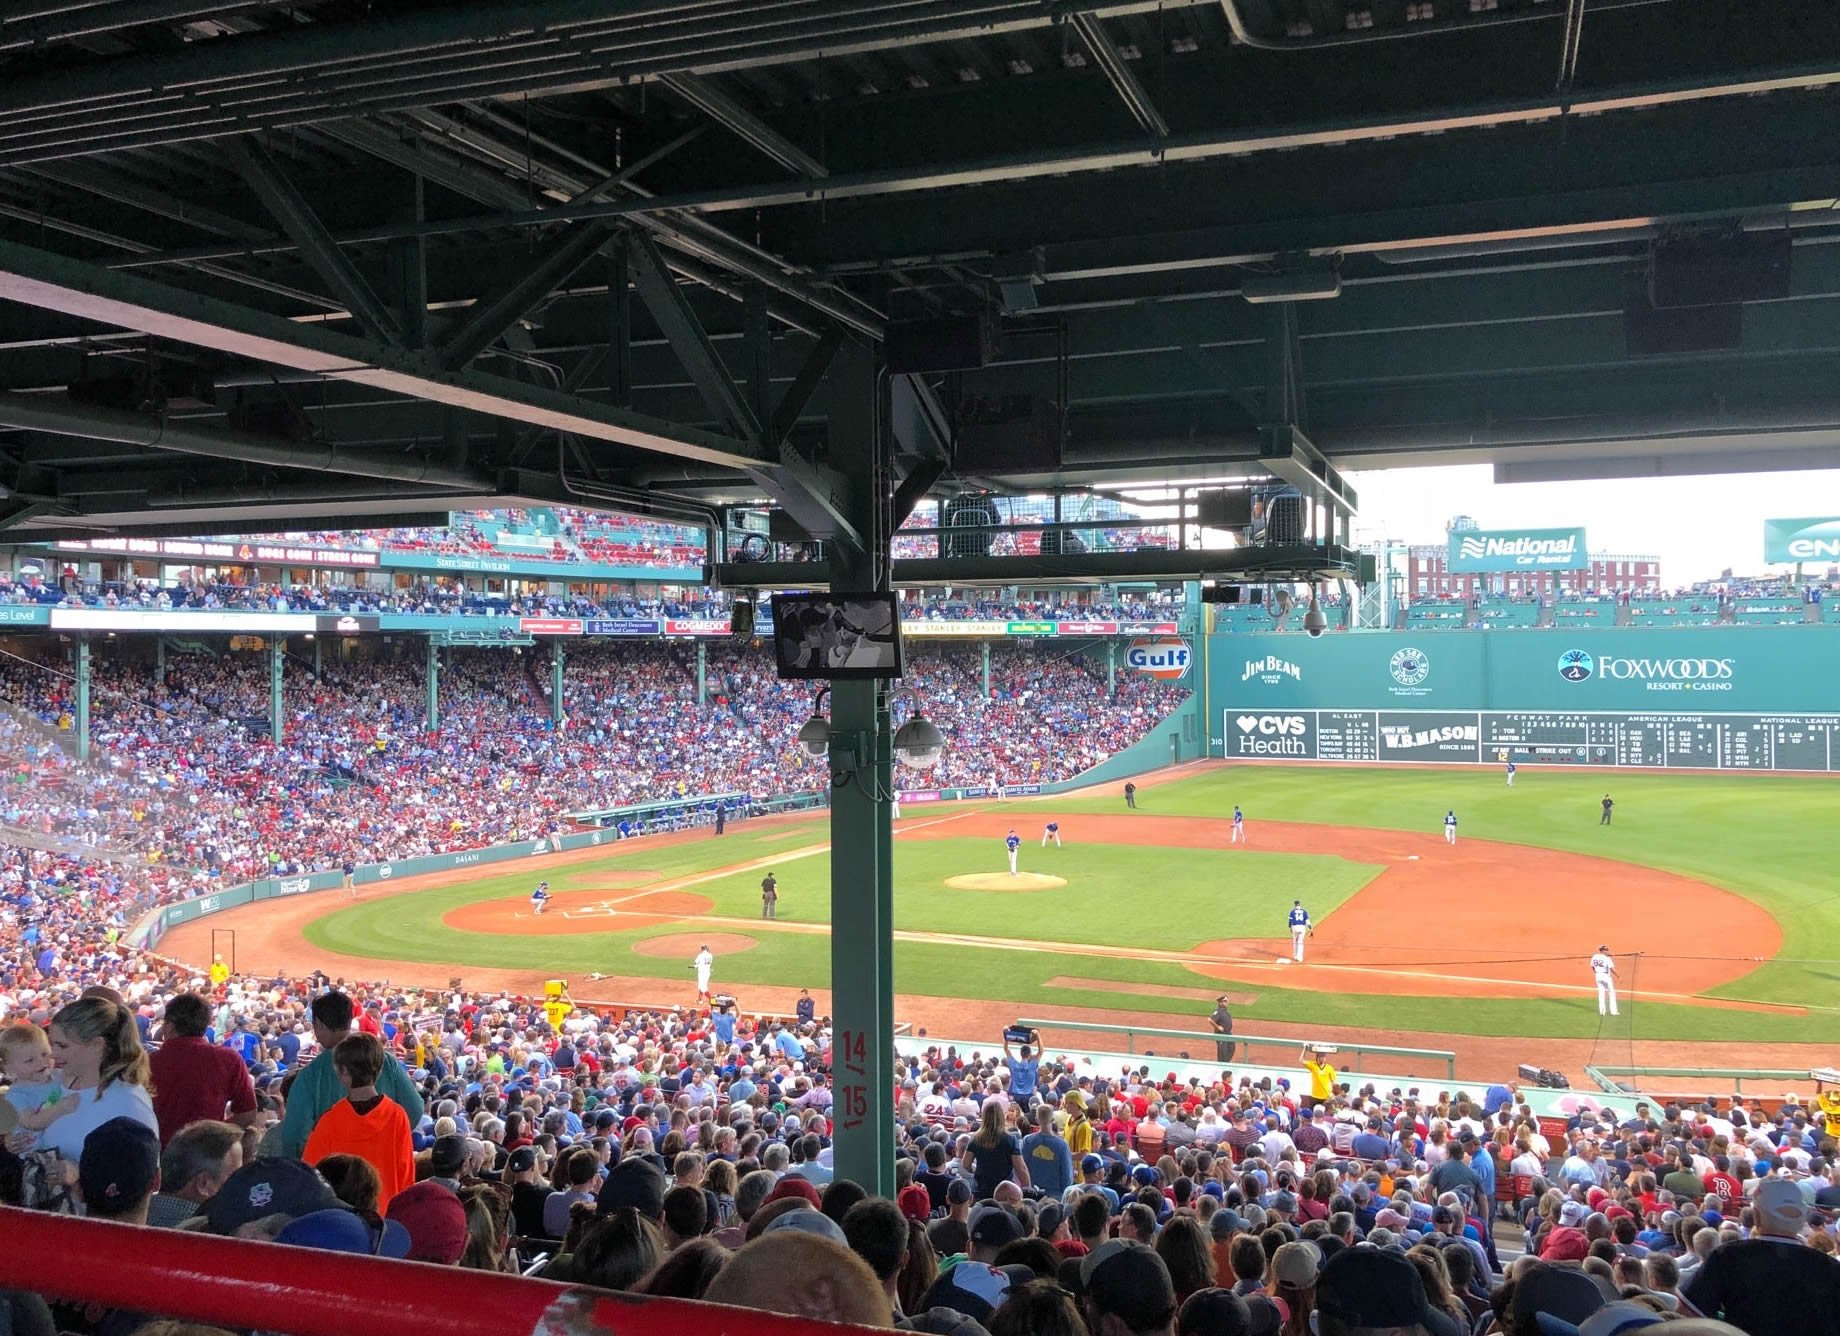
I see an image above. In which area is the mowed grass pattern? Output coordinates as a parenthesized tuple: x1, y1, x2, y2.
(302, 766, 1840, 1041)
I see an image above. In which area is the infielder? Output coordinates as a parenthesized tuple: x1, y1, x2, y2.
(1590, 945, 1619, 1016)
(1506, 761, 1517, 787)
(530, 881, 550, 915)
(1005, 828, 1021, 876)
(1444, 810, 1458, 845)
(1231, 805, 1246, 844)
(1288, 900, 1313, 962)
(693, 944, 714, 1001)
(1041, 820, 1062, 848)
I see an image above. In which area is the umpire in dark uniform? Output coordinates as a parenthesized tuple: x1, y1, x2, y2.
(1210, 995, 1236, 1064)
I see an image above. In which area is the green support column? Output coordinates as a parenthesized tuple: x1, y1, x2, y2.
(154, 638, 165, 683)
(1106, 640, 1117, 698)
(695, 641, 707, 706)
(425, 637, 441, 732)
(551, 645, 565, 729)
(74, 638, 90, 762)
(825, 338, 895, 1197)
(313, 636, 322, 678)
(269, 638, 284, 744)
(981, 641, 991, 698)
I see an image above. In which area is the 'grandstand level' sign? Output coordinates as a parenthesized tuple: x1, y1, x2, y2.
(1445, 527, 1587, 572)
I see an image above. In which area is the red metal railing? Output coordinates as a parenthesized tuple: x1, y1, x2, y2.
(0, 1209, 880, 1336)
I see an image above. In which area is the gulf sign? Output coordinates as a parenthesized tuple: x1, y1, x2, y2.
(1126, 636, 1193, 681)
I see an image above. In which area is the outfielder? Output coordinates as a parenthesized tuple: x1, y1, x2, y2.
(1444, 810, 1458, 845)
(1005, 828, 1021, 876)
(1231, 805, 1246, 844)
(530, 881, 550, 915)
(1041, 820, 1062, 848)
(1590, 945, 1619, 1016)
(693, 944, 714, 1000)
(1506, 761, 1517, 787)
(1288, 899, 1313, 962)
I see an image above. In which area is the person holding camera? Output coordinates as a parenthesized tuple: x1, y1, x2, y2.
(1003, 1031, 1040, 1103)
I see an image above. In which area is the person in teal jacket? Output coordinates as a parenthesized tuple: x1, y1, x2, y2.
(280, 991, 424, 1158)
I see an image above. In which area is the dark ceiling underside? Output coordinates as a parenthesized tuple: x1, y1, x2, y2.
(0, 0, 1837, 541)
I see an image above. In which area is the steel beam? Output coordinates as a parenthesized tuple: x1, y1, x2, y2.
(1260, 424, 1358, 520)
(25, 160, 273, 242)
(439, 224, 617, 369)
(1069, 12, 1168, 138)
(0, 239, 765, 469)
(627, 232, 760, 443)
(770, 329, 842, 449)
(659, 73, 829, 178)
(223, 138, 405, 346)
(714, 543, 1365, 589)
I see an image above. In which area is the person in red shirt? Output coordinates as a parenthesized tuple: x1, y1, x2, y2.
(1703, 1154, 1742, 1207)
(147, 993, 259, 1147)
(304, 1033, 414, 1213)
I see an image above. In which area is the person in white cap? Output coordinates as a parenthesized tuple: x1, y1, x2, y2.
(1590, 946, 1619, 1016)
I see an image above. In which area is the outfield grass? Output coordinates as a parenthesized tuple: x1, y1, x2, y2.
(300, 765, 1840, 1043)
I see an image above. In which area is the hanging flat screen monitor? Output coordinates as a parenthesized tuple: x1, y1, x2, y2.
(770, 591, 904, 680)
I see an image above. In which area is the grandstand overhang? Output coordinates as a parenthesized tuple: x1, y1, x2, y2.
(716, 543, 1365, 591)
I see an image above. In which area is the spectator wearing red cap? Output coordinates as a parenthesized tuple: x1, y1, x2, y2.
(387, 1181, 470, 1265)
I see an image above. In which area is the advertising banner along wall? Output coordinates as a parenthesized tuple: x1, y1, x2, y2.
(1445, 526, 1588, 572)
(1764, 516, 1840, 563)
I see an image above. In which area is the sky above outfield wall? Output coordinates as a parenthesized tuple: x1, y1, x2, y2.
(1346, 464, 1840, 585)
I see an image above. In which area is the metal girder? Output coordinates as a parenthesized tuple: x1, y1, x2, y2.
(890, 457, 946, 529)
(750, 440, 864, 553)
(0, 238, 765, 470)
(0, 390, 493, 490)
(770, 329, 842, 449)
(24, 160, 273, 242)
(1069, 12, 1168, 138)
(626, 231, 760, 443)
(658, 73, 829, 178)
(222, 138, 405, 346)
(439, 224, 617, 369)
(715, 542, 1364, 589)
(1260, 423, 1356, 520)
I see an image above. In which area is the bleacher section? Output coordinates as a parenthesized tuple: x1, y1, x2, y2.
(1732, 597, 1810, 625)
(1212, 603, 1280, 631)
(1551, 598, 1617, 627)
(1401, 602, 1469, 630)
(1625, 599, 1723, 627)
(1474, 599, 1542, 628)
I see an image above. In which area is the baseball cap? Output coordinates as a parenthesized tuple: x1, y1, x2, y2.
(918, 1261, 1015, 1324)
(1271, 1240, 1321, 1289)
(507, 1146, 538, 1174)
(1574, 1302, 1667, 1336)
(276, 1208, 411, 1259)
(1559, 1200, 1590, 1227)
(946, 1179, 973, 1205)
(1753, 1177, 1807, 1234)
(1210, 1208, 1248, 1240)
(1079, 1153, 1103, 1174)
(76, 1116, 159, 1219)
(207, 1157, 343, 1235)
(969, 1204, 1025, 1250)
(597, 1158, 666, 1220)
(1082, 1241, 1177, 1331)
(898, 1184, 933, 1223)
(1271, 1190, 1297, 1214)
(763, 1206, 849, 1245)
(1315, 1247, 1431, 1329)
(1513, 1266, 1605, 1331)
(386, 1182, 469, 1264)
(1036, 1201, 1065, 1237)
(430, 1134, 469, 1176)
(1177, 1289, 1250, 1336)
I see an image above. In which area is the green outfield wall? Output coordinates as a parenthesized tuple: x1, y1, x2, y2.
(1206, 627, 1840, 771)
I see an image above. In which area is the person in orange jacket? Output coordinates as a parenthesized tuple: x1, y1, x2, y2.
(304, 1033, 414, 1212)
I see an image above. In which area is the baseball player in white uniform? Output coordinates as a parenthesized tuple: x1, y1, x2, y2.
(1288, 900, 1312, 963)
(1444, 810, 1458, 845)
(1591, 945, 1618, 1015)
(1231, 806, 1246, 844)
(1005, 829, 1021, 876)
(692, 944, 714, 1000)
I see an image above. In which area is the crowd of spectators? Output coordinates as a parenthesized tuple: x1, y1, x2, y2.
(0, 640, 1187, 887)
(0, 929, 1833, 1333)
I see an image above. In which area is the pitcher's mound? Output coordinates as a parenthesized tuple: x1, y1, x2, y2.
(632, 932, 759, 959)
(945, 873, 1068, 892)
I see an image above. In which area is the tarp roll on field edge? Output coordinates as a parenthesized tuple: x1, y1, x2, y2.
(1210, 627, 1840, 771)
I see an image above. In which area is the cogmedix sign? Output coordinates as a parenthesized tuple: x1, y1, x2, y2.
(1764, 516, 1840, 563)
(1445, 526, 1588, 572)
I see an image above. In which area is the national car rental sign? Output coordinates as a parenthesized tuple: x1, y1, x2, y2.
(1445, 526, 1588, 572)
